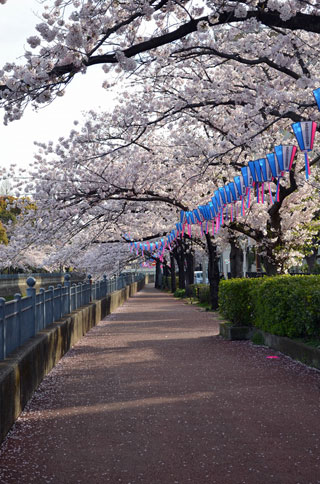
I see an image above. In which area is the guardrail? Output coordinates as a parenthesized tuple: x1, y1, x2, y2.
(0, 273, 144, 361)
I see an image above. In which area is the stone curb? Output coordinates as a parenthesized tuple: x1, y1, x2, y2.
(219, 321, 320, 370)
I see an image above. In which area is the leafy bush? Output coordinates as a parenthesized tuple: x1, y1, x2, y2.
(219, 275, 320, 338)
(218, 278, 261, 326)
(254, 275, 320, 338)
(174, 288, 186, 298)
(189, 284, 211, 305)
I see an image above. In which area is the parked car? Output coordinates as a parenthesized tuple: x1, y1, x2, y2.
(194, 271, 209, 284)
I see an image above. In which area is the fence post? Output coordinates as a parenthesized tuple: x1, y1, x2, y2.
(0, 297, 6, 360)
(57, 284, 62, 320)
(39, 288, 45, 330)
(87, 274, 92, 302)
(72, 283, 77, 310)
(80, 283, 84, 307)
(48, 286, 54, 325)
(26, 277, 36, 337)
(14, 293, 22, 345)
(64, 273, 71, 314)
(103, 275, 107, 297)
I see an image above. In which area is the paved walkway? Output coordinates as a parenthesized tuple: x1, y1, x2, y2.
(0, 285, 320, 484)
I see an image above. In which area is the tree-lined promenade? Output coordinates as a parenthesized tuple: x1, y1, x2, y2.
(0, 1, 319, 307)
(0, 4, 319, 481)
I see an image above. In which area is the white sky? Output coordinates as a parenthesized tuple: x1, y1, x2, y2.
(0, 0, 116, 174)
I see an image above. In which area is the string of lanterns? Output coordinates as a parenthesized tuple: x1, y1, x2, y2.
(126, 87, 320, 265)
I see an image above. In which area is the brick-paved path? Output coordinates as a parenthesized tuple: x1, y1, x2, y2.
(0, 284, 320, 484)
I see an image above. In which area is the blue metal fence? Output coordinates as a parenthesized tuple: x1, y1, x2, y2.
(0, 272, 143, 361)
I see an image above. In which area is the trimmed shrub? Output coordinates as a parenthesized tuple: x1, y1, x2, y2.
(188, 284, 211, 305)
(174, 288, 186, 298)
(218, 275, 320, 338)
(253, 275, 320, 338)
(218, 278, 261, 326)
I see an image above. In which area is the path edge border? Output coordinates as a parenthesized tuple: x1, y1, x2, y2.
(219, 321, 320, 370)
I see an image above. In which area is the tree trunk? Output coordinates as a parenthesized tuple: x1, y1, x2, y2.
(173, 242, 186, 289)
(262, 258, 277, 275)
(305, 246, 318, 273)
(155, 259, 162, 288)
(229, 236, 243, 278)
(185, 250, 194, 295)
(163, 262, 170, 289)
(205, 233, 220, 310)
(170, 253, 177, 293)
(260, 246, 278, 275)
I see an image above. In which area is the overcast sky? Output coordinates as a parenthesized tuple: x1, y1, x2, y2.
(0, 0, 116, 175)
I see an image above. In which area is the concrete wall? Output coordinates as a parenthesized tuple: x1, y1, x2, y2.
(0, 278, 145, 444)
(0, 273, 85, 298)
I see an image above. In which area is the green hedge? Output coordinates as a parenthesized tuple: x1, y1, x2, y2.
(174, 288, 186, 298)
(188, 284, 211, 305)
(219, 275, 320, 338)
(218, 278, 260, 326)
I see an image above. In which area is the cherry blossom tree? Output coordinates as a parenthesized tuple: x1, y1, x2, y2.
(0, 1, 320, 124)
(1, 0, 320, 306)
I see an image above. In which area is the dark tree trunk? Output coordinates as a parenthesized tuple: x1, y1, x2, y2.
(305, 245, 318, 273)
(260, 246, 277, 275)
(185, 250, 195, 297)
(173, 242, 186, 289)
(205, 233, 220, 310)
(163, 262, 170, 289)
(177, 255, 186, 289)
(155, 259, 162, 288)
(262, 257, 277, 275)
(170, 253, 177, 293)
(185, 250, 194, 286)
(229, 236, 243, 278)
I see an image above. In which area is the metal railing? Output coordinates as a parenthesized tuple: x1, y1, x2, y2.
(0, 272, 144, 361)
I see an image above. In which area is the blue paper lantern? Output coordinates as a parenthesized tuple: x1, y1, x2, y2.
(241, 166, 254, 187)
(193, 208, 202, 223)
(291, 121, 317, 179)
(248, 161, 258, 182)
(214, 189, 222, 208)
(211, 197, 219, 214)
(208, 203, 216, 218)
(224, 185, 232, 204)
(258, 158, 269, 182)
(228, 182, 238, 202)
(274, 145, 297, 172)
(218, 187, 227, 205)
(291, 121, 316, 151)
(313, 88, 320, 110)
(253, 160, 263, 183)
(266, 153, 281, 178)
